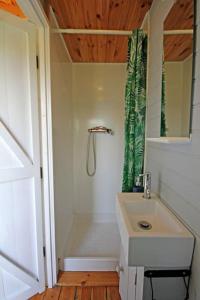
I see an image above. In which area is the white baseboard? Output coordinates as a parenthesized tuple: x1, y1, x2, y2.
(63, 257, 118, 271)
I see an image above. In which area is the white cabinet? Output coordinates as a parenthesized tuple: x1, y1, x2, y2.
(118, 247, 144, 300)
(118, 245, 130, 300)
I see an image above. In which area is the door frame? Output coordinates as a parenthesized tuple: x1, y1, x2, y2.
(15, 0, 57, 287)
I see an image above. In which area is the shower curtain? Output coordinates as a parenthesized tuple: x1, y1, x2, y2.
(122, 29, 147, 192)
(122, 30, 167, 192)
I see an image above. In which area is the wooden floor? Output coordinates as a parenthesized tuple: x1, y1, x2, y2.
(30, 272, 121, 300)
(57, 271, 119, 287)
(30, 286, 120, 300)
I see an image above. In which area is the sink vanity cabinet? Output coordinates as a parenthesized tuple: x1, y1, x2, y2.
(116, 193, 195, 300)
(118, 246, 144, 300)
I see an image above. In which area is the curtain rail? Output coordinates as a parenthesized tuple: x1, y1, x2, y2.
(52, 29, 193, 36)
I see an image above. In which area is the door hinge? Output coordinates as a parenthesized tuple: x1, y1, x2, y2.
(40, 167, 43, 179)
(43, 246, 46, 257)
(36, 55, 39, 69)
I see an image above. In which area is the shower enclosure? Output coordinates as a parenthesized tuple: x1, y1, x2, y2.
(50, 8, 126, 274)
(61, 64, 125, 270)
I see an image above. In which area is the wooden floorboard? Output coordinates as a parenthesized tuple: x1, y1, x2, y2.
(43, 287, 61, 300)
(78, 287, 92, 300)
(30, 286, 61, 300)
(57, 271, 119, 287)
(29, 293, 45, 300)
(30, 272, 121, 300)
(92, 287, 106, 300)
(59, 287, 75, 300)
(30, 287, 121, 300)
(107, 287, 121, 300)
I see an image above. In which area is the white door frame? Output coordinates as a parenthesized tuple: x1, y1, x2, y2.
(15, 0, 57, 287)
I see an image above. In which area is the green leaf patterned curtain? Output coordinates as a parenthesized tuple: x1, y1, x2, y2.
(122, 29, 147, 192)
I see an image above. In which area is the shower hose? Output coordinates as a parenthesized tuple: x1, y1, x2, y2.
(86, 132, 96, 176)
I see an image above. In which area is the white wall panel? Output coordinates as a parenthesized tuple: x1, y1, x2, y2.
(50, 13, 74, 263)
(72, 64, 126, 218)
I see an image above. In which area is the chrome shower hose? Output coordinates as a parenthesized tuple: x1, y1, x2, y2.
(86, 132, 96, 176)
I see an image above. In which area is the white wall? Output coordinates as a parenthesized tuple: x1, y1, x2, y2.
(50, 13, 74, 263)
(146, 0, 200, 299)
(165, 57, 192, 137)
(72, 63, 126, 220)
(165, 62, 183, 136)
(182, 56, 193, 135)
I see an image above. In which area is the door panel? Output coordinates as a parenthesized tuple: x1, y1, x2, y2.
(0, 135, 22, 168)
(119, 247, 129, 300)
(128, 268, 136, 300)
(0, 21, 33, 159)
(0, 179, 38, 275)
(0, 10, 44, 300)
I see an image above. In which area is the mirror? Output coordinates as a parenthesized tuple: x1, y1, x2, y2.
(161, 1, 194, 137)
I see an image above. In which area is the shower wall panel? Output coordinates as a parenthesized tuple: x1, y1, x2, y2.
(72, 63, 126, 220)
(50, 13, 74, 263)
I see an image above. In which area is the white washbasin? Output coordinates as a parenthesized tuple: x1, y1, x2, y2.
(116, 193, 194, 268)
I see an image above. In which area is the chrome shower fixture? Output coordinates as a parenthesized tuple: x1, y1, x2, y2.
(86, 126, 113, 176)
(88, 126, 113, 135)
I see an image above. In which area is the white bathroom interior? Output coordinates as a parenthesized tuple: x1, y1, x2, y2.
(0, 0, 200, 299)
(54, 61, 125, 270)
(49, 0, 199, 299)
(51, 32, 125, 271)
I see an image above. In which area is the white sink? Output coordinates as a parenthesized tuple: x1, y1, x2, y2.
(116, 193, 194, 268)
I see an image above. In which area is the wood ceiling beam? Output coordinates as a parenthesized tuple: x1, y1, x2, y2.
(53, 29, 193, 36)
(53, 29, 132, 35)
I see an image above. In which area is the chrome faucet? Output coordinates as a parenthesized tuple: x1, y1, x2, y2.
(139, 172, 151, 199)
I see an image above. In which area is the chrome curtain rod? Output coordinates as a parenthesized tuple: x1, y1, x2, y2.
(53, 29, 193, 36)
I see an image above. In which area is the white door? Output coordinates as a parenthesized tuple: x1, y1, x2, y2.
(0, 10, 45, 300)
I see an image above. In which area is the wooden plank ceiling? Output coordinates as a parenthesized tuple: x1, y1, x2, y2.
(164, 34, 193, 62)
(49, 0, 193, 63)
(49, 0, 153, 62)
(164, 0, 193, 61)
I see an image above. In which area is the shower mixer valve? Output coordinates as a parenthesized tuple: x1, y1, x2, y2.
(88, 126, 113, 135)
